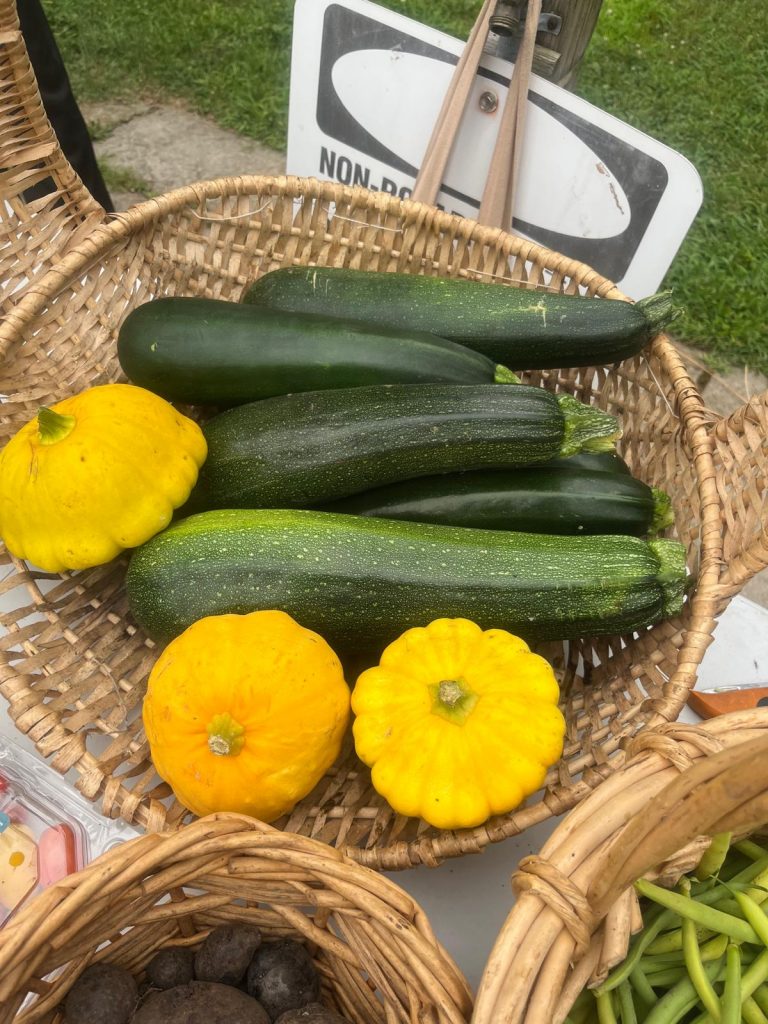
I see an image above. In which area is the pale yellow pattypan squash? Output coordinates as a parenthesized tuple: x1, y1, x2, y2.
(143, 610, 350, 821)
(0, 383, 206, 572)
(352, 617, 565, 830)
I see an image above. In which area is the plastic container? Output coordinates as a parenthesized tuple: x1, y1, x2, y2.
(0, 737, 136, 925)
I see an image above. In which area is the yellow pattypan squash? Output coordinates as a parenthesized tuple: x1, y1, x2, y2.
(0, 383, 206, 572)
(143, 610, 351, 821)
(352, 617, 565, 830)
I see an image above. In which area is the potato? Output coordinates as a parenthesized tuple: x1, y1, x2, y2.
(133, 981, 269, 1024)
(246, 939, 320, 1020)
(64, 963, 138, 1024)
(275, 1003, 352, 1023)
(194, 923, 263, 986)
(145, 946, 195, 990)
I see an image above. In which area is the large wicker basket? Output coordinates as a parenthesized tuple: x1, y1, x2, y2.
(472, 709, 768, 1023)
(0, 2, 765, 869)
(0, 813, 473, 1024)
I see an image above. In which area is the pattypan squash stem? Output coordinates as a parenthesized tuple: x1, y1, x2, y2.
(207, 712, 246, 757)
(429, 677, 480, 725)
(37, 406, 76, 445)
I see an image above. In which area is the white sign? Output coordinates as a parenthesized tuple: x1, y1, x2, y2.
(287, 0, 703, 298)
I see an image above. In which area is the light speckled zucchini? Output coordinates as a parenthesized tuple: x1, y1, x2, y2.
(126, 508, 688, 653)
(243, 266, 678, 369)
(190, 383, 621, 511)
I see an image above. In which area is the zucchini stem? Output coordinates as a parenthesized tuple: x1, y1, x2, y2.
(636, 291, 680, 335)
(556, 394, 622, 458)
(650, 488, 675, 535)
(648, 539, 688, 618)
(493, 364, 521, 385)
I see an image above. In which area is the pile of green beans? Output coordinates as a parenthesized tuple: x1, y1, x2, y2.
(565, 837, 768, 1024)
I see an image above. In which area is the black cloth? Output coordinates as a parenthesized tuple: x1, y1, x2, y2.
(17, 0, 114, 212)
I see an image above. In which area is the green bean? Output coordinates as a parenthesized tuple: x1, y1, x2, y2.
(646, 925, 714, 955)
(681, 877, 721, 1021)
(696, 833, 734, 881)
(735, 891, 768, 948)
(686, 1013, 716, 1024)
(642, 958, 724, 1024)
(720, 943, 741, 1024)
(735, 840, 768, 863)
(641, 965, 694, 988)
(596, 990, 618, 1024)
(700, 933, 730, 962)
(640, 954, 685, 974)
(565, 991, 598, 1024)
(616, 981, 637, 1024)
(701, 881, 768, 907)
(597, 909, 678, 994)
(753, 984, 768, 1015)
(635, 879, 759, 944)
(629, 965, 657, 1011)
(744, 997, 768, 1024)
(727, 855, 768, 887)
(708, 877, 768, 917)
(742, 951, 768, 1002)
(645, 927, 731, 959)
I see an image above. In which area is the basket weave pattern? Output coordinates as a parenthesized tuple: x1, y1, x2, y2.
(0, 3, 764, 869)
(0, 814, 473, 1024)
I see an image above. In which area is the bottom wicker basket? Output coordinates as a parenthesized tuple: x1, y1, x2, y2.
(472, 708, 768, 1023)
(0, 814, 473, 1024)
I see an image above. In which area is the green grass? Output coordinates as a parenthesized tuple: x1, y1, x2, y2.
(44, 0, 767, 373)
(575, 0, 768, 373)
(99, 160, 153, 198)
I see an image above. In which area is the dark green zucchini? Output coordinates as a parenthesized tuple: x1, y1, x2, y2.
(190, 383, 621, 511)
(116, 296, 515, 405)
(317, 465, 674, 536)
(125, 509, 688, 652)
(555, 451, 632, 475)
(243, 267, 678, 369)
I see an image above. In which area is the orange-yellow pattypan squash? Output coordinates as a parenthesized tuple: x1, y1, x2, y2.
(0, 383, 206, 572)
(143, 610, 351, 821)
(351, 617, 565, 830)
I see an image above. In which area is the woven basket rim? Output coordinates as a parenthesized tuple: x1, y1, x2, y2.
(0, 174, 629, 355)
(0, 174, 726, 869)
(0, 811, 474, 1024)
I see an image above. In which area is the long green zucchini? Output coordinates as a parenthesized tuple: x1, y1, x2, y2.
(190, 383, 621, 511)
(243, 267, 678, 369)
(125, 509, 688, 652)
(317, 465, 674, 536)
(557, 451, 632, 475)
(116, 296, 515, 405)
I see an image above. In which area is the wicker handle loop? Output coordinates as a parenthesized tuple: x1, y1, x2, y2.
(624, 721, 725, 767)
(0, 0, 106, 316)
(512, 855, 595, 957)
(588, 731, 768, 919)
